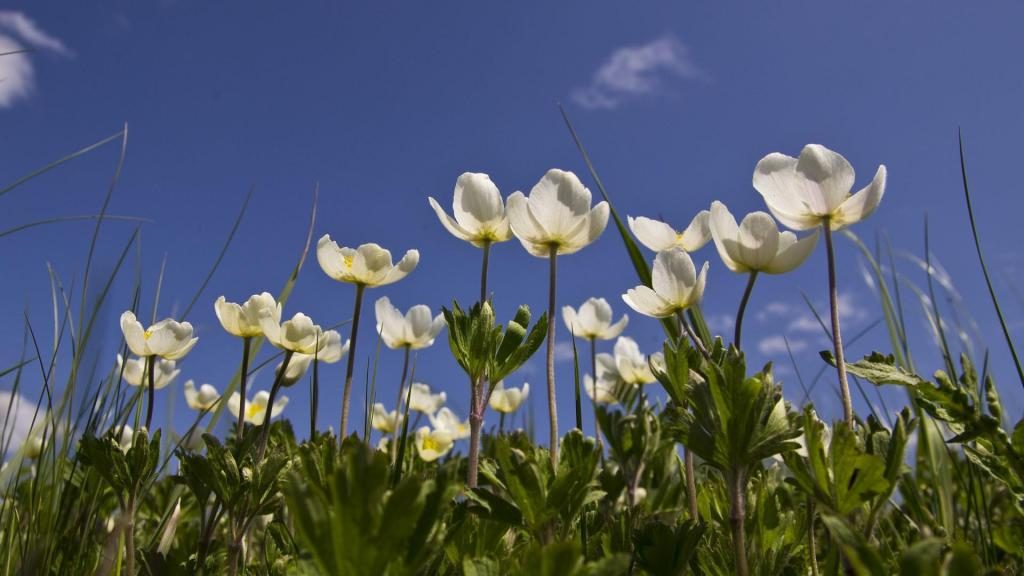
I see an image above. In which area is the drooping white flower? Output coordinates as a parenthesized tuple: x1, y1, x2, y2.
(489, 381, 529, 414)
(183, 380, 220, 411)
(117, 354, 180, 390)
(259, 312, 327, 355)
(119, 311, 197, 360)
(214, 292, 280, 338)
(562, 298, 629, 341)
(622, 249, 708, 318)
(753, 144, 887, 231)
(709, 201, 818, 274)
(374, 297, 446, 350)
(429, 407, 470, 440)
(414, 426, 454, 462)
(316, 237, 419, 287)
(506, 169, 610, 257)
(371, 403, 402, 434)
(407, 382, 446, 415)
(628, 211, 711, 253)
(228, 390, 288, 425)
(428, 172, 513, 246)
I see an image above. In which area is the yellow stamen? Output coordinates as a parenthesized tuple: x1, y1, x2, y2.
(143, 330, 153, 340)
(343, 255, 354, 268)
(422, 436, 442, 452)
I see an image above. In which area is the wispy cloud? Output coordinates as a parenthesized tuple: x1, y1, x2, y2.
(787, 293, 866, 334)
(705, 313, 735, 336)
(756, 301, 791, 322)
(554, 341, 579, 363)
(571, 35, 703, 110)
(758, 335, 807, 356)
(0, 11, 70, 108)
(1, 391, 43, 457)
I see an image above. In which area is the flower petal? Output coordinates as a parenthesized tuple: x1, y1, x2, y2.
(454, 172, 504, 231)
(709, 201, 745, 273)
(652, 249, 696, 306)
(678, 210, 712, 252)
(629, 216, 678, 252)
(379, 249, 419, 286)
(120, 311, 150, 357)
(737, 212, 780, 271)
(795, 144, 855, 214)
(622, 286, 674, 318)
(765, 229, 819, 274)
(832, 165, 886, 230)
(428, 196, 474, 242)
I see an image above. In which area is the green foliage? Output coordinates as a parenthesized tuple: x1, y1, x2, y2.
(443, 300, 547, 386)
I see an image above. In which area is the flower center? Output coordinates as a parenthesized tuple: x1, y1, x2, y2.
(143, 330, 153, 340)
(343, 255, 354, 268)
(422, 436, 442, 452)
(246, 404, 263, 420)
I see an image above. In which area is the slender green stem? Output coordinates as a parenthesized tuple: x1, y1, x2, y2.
(394, 347, 411, 415)
(823, 223, 854, 425)
(467, 376, 483, 488)
(546, 245, 559, 467)
(257, 350, 293, 460)
(340, 284, 366, 440)
(728, 469, 749, 576)
(499, 412, 506, 433)
(677, 311, 712, 361)
(589, 338, 603, 452)
(480, 241, 491, 303)
(684, 449, 698, 520)
(144, 356, 156, 430)
(238, 337, 251, 439)
(734, 272, 759, 349)
(123, 495, 136, 576)
(311, 355, 319, 440)
(808, 496, 819, 576)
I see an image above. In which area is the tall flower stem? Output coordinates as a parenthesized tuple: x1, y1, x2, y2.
(546, 245, 559, 467)
(734, 272, 759, 349)
(676, 311, 712, 362)
(311, 355, 320, 439)
(480, 241, 491, 303)
(394, 347, 411, 414)
(728, 469, 749, 576)
(340, 284, 366, 439)
(238, 337, 252, 439)
(123, 495, 137, 576)
(684, 449, 699, 520)
(589, 338, 603, 453)
(467, 377, 483, 488)
(823, 223, 854, 425)
(257, 351, 293, 460)
(144, 356, 156, 430)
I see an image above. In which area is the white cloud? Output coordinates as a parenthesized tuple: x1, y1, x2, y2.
(756, 301, 791, 322)
(705, 313, 734, 336)
(554, 341, 580, 363)
(0, 11, 70, 108)
(571, 35, 702, 110)
(1, 391, 44, 457)
(786, 293, 866, 333)
(758, 335, 806, 356)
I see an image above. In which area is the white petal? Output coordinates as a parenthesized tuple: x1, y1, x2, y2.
(454, 172, 504, 231)
(736, 212, 780, 271)
(120, 311, 150, 357)
(652, 249, 696, 306)
(506, 191, 549, 246)
(561, 305, 580, 335)
(316, 235, 350, 282)
(765, 230, 819, 274)
(428, 196, 474, 242)
(601, 314, 629, 340)
(629, 216, 678, 252)
(379, 249, 419, 286)
(753, 153, 827, 231)
(832, 165, 886, 230)
(528, 169, 591, 237)
(405, 305, 436, 348)
(678, 210, 712, 252)
(374, 296, 407, 349)
(795, 144, 855, 214)
(622, 286, 675, 318)
(227, 393, 241, 418)
(709, 201, 746, 273)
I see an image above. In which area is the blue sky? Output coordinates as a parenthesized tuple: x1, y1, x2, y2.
(3, 1, 1024, 451)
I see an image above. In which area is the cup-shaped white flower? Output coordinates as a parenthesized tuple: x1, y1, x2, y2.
(408, 382, 446, 415)
(371, 403, 402, 434)
(753, 143, 887, 232)
(584, 373, 619, 405)
(622, 249, 708, 319)
(214, 292, 280, 338)
(117, 354, 179, 390)
(119, 311, 198, 360)
(183, 380, 220, 411)
(316, 235, 420, 438)
(259, 312, 326, 355)
(116, 425, 136, 454)
(562, 298, 628, 341)
(753, 144, 887, 426)
(628, 211, 711, 253)
(228, 390, 288, 426)
(374, 297, 446, 350)
(609, 337, 656, 386)
(414, 426, 454, 462)
(280, 331, 350, 386)
(429, 407, 470, 440)
(428, 172, 513, 247)
(489, 381, 529, 414)
(709, 201, 819, 347)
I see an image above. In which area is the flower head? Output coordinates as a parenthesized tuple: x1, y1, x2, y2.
(489, 381, 529, 414)
(753, 144, 887, 231)
(622, 249, 708, 318)
(183, 380, 220, 411)
(562, 297, 628, 341)
(374, 297, 446, 350)
(608, 337, 656, 385)
(214, 292, 280, 338)
(259, 312, 326, 355)
(429, 407, 470, 440)
(584, 373, 619, 405)
(408, 382, 446, 415)
(117, 354, 180, 390)
(371, 403, 402, 434)
(506, 169, 609, 257)
(709, 201, 818, 274)
(628, 211, 711, 253)
(414, 426, 454, 462)
(279, 330, 350, 386)
(228, 390, 288, 425)
(316, 236, 419, 287)
(428, 172, 513, 247)
(119, 311, 197, 360)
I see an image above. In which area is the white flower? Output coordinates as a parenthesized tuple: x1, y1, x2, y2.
(376, 436, 390, 454)
(278, 331, 350, 386)
(24, 432, 44, 460)
(117, 354, 180, 390)
(489, 381, 529, 414)
(622, 249, 708, 318)
(374, 297, 446, 350)
(428, 172, 513, 246)
(316, 237, 419, 287)
(414, 426, 454, 462)
(562, 298, 628, 341)
(408, 382, 446, 415)
(157, 498, 182, 556)
(259, 312, 327, 355)
(628, 211, 711, 252)
(228, 391, 288, 425)
(371, 403, 402, 434)
(116, 425, 138, 454)
(429, 408, 470, 440)
(584, 373, 619, 405)
(709, 201, 818, 274)
(506, 169, 610, 257)
(183, 380, 220, 411)
(214, 293, 280, 338)
(119, 311, 197, 360)
(608, 337, 656, 386)
(753, 144, 887, 231)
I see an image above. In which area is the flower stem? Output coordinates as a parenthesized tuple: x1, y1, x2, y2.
(311, 354, 319, 440)
(467, 376, 483, 488)
(589, 338, 603, 453)
(676, 311, 712, 361)
(546, 245, 559, 468)
(480, 241, 491, 303)
(257, 350, 293, 461)
(238, 337, 251, 439)
(728, 469, 749, 576)
(734, 272, 758, 349)
(123, 496, 137, 576)
(394, 347, 411, 415)
(684, 448, 699, 520)
(145, 356, 156, 430)
(340, 284, 366, 440)
(823, 223, 854, 425)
